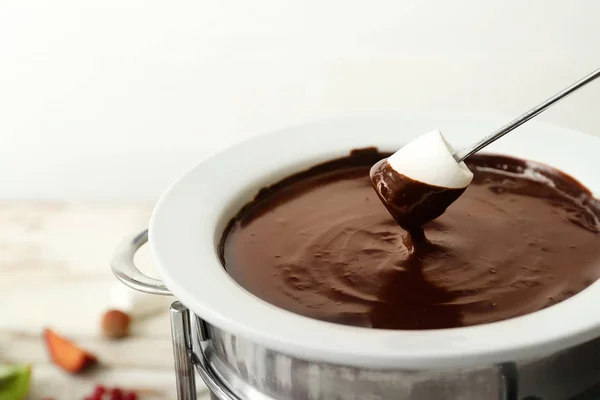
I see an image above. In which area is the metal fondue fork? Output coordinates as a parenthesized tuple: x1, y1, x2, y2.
(453, 67, 600, 163)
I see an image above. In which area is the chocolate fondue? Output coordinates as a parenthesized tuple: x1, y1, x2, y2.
(218, 148, 600, 330)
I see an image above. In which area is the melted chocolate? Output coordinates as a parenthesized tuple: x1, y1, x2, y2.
(369, 158, 466, 243)
(218, 149, 600, 330)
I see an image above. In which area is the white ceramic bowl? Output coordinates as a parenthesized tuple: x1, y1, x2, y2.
(143, 113, 600, 371)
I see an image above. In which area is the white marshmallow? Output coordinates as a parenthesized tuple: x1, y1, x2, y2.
(387, 130, 474, 189)
(108, 283, 172, 319)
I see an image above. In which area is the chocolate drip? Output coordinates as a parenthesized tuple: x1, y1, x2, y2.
(369, 158, 466, 245)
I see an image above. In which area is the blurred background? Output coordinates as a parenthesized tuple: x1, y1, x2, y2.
(2, 0, 600, 202)
(1, 1, 600, 399)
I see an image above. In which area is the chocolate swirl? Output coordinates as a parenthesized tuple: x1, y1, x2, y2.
(219, 149, 600, 330)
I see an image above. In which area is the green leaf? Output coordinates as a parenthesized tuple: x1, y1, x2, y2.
(0, 365, 31, 400)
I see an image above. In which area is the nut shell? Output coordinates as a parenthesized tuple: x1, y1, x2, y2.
(101, 309, 131, 339)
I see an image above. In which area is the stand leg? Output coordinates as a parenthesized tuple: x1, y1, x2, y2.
(499, 363, 518, 400)
(170, 301, 197, 400)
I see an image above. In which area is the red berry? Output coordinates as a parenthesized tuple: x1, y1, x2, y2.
(94, 384, 106, 397)
(123, 393, 137, 400)
(110, 388, 123, 400)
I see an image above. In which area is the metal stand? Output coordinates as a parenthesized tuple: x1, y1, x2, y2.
(168, 300, 600, 400)
(169, 301, 241, 400)
(170, 301, 198, 400)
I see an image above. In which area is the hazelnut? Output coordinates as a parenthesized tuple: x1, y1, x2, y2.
(101, 309, 131, 339)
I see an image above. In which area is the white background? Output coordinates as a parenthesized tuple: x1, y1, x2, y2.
(2, 0, 600, 202)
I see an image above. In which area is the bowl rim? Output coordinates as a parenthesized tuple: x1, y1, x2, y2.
(148, 112, 600, 369)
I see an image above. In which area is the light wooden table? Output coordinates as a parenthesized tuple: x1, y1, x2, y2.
(0, 202, 210, 399)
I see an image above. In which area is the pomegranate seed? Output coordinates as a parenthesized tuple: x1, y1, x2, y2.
(110, 388, 123, 400)
(123, 393, 137, 400)
(81, 384, 139, 400)
(94, 384, 106, 397)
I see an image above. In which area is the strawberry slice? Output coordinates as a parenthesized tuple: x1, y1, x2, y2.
(43, 328, 97, 374)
